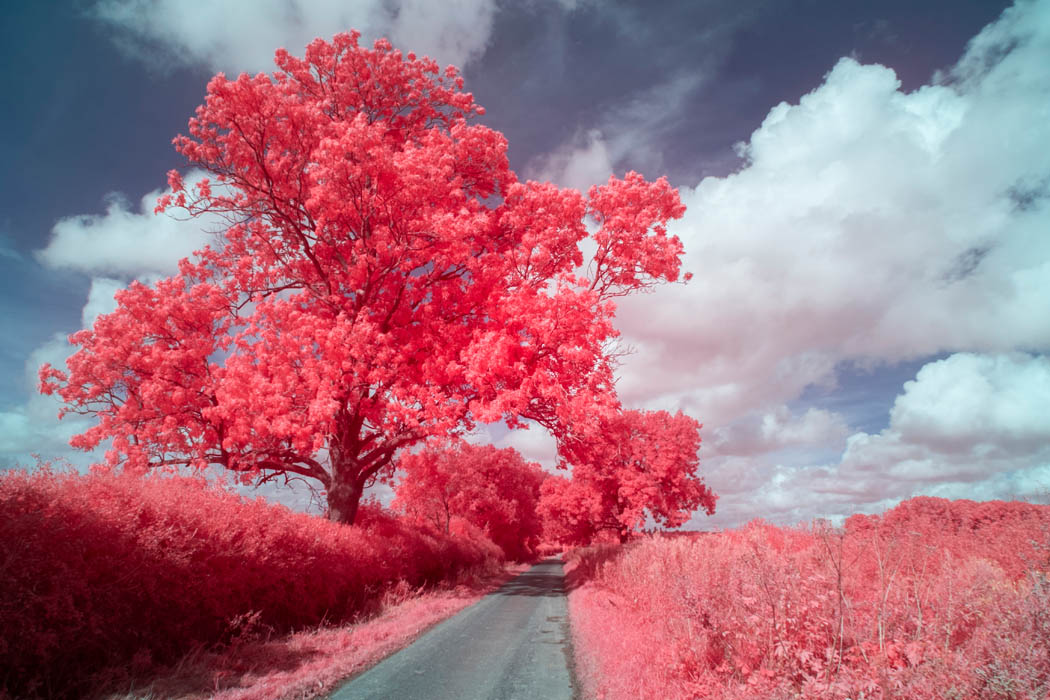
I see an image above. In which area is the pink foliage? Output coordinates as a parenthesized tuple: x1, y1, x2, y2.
(0, 468, 499, 699)
(393, 441, 547, 561)
(540, 409, 715, 544)
(568, 498, 1050, 699)
(39, 31, 690, 524)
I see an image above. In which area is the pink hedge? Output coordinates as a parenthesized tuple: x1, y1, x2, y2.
(0, 469, 500, 699)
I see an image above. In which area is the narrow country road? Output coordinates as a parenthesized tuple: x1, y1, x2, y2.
(329, 559, 576, 700)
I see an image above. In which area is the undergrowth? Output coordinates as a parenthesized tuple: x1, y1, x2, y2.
(567, 497, 1050, 699)
(0, 468, 502, 699)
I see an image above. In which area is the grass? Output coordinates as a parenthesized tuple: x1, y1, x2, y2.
(564, 498, 1050, 699)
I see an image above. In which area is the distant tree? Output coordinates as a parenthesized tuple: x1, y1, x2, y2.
(537, 474, 599, 545)
(540, 409, 716, 544)
(39, 32, 690, 524)
(393, 441, 547, 560)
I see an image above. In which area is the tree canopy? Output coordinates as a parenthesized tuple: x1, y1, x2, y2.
(394, 441, 547, 560)
(540, 409, 716, 544)
(40, 32, 691, 524)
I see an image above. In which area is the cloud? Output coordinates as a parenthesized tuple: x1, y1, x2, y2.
(519, 0, 1050, 527)
(496, 426, 560, 471)
(0, 334, 100, 471)
(696, 352, 1050, 528)
(527, 72, 707, 190)
(81, 278, 126, 328)
(610, 0, 1050, 433)
(706, 406, 851, 458)
(0, 231, 23, 262)
(889, 353, 1050, 454)
(91, 0, 498, 74)
(524, 0, 783, 191)
(15, 172, 222, 471)
(464, 422, 560, 472)
(381, 0, 497, 70)
(528, 129, 616, 193)
(37, 170, 215, 279)
(819, 352, 1050, 501)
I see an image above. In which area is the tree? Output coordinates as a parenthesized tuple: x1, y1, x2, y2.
(39, 32, 689, 524)
(393, 441, 546, 560)
(537, 474, 599, 545)
(539, 409, 716, 543)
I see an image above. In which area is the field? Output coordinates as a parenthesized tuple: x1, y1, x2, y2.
(567, 498, 1050, 700)
(5, 466, 1049, 700)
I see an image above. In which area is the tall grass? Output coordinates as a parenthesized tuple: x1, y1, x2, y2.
(0, 468, 501, 699)
(567, 498, 1050, 699)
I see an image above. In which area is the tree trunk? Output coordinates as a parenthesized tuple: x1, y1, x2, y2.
(328, 474, 365, 525)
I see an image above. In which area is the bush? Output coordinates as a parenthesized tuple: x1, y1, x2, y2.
(0, 468, 500, 699)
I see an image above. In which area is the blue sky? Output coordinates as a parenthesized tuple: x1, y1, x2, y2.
(2, 0, 1048, 527)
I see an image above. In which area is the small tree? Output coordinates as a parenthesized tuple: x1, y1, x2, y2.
(540, 409, 716, 544)
(393, 441, 547, 561)
(40, 32, 690, 524)
(538, 474, 600, 545)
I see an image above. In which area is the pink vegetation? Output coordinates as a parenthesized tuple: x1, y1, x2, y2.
(0, 469, 501, 699)
(93, 569, 523, 700)
(394, 441, 547, 561)
(567, 497, 1050, 699)
(540, 409, 715, 545)
(39, 31, 691, 527)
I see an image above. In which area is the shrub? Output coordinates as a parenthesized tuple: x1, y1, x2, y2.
(0, 468, 500, 699)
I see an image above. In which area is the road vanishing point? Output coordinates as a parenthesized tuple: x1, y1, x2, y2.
(329, 558, 577, 700)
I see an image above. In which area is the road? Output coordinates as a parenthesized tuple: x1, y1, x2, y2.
(329, 559, 576, 700)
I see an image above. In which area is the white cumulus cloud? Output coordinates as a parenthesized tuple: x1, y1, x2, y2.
(91, 0, 498, 74)
(0, 334, 101, 470)
(614, 0, 1050, 433)
(824, 353, 1050, 502)
(525, 0, 1050, 526)
(889, 353, 1050, 453)
(698, 352, 1050, 528)
(16, 171, 223, 472)
(37, 170, 215, 279)
(81, 277, 127, 328)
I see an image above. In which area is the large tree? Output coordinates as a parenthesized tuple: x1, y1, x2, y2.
(40, 32, 689, 524)
(539, 409, 717, 543)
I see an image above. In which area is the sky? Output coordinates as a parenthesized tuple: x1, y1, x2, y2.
(1, 0, 1048, 529)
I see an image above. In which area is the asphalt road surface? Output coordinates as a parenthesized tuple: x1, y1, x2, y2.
(329, 559, 576, 700)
